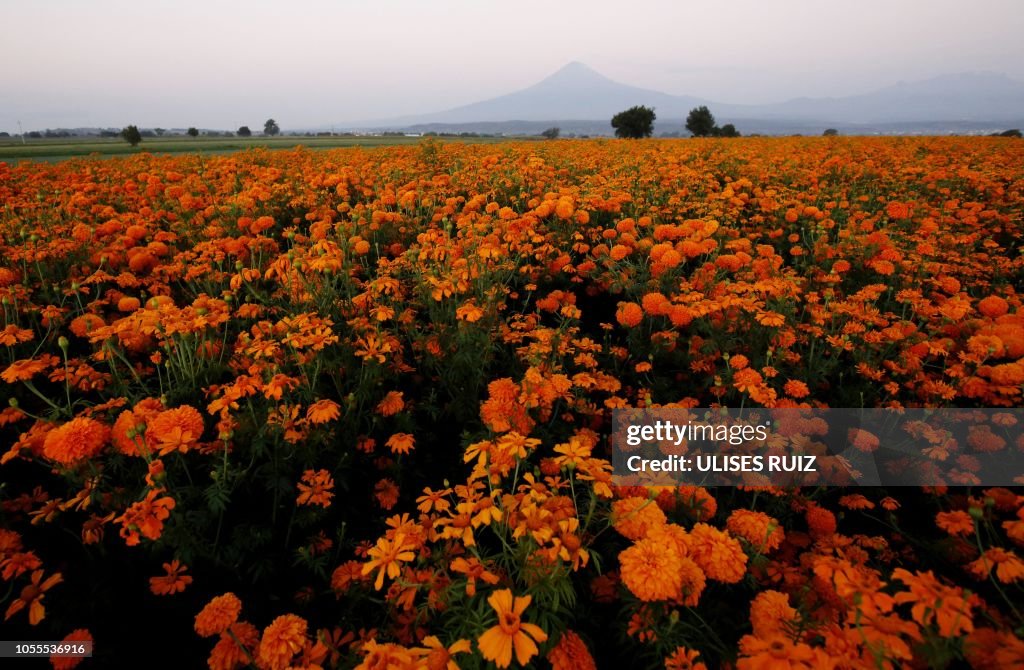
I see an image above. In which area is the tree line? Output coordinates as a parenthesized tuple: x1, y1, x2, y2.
(117, 119, 281, 146)
(608, 105, 739, 139)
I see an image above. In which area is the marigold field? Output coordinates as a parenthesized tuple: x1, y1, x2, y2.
(1, 137, 1023, 669)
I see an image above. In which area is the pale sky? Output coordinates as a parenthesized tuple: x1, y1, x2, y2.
(3, 0, 1023, 132)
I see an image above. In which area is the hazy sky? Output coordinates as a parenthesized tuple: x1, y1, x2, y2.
(3, 0, 1023, 131)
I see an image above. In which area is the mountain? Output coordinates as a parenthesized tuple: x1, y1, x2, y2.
(389, 62, 712, 124)
(751, 72, 1024, 123)
(338, 63, 1024, 135)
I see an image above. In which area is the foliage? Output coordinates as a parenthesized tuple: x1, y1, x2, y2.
(541, 127, 560, 140)
(823, 128, 839, 136)
(237, 126, 252, 137)
(718, 123, 740, 138)
(264, 119, 281, 136)
(611, 105, 656, 138)
(187, 127, 199, 137)
(685, 106, 717, 137)
(120, 124, 142, 147)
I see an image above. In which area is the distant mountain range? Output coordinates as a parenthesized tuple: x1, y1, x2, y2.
(339, 62, 1024, 135)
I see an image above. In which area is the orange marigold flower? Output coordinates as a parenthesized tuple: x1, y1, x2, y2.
(880, 496, 900, 511)
(450, 556, 500, 597)
(145, 405, 204, 455)
(149, 559, 192, 595)
(608, 244, 633, 261)
(885, 201, 912, 220)
(612, 496, 667, 540)
(755, 311, 786, 327)
(376, 391, 405, 416)
(258, 614, 307, 670)
(117, 296, 141, 312)
(619, 536, 684, 601)
(968, 548, 1024, 584)
(330, 560, 369, 594)
(117, 489, 175, 546)
(3, 569, 61, 625)
(977, 295, 1009, 318)
(936, 510, 974, 536)
(208, 621, 258, 670)
(615, 302, 643, 328)
(547, 629, 596, 670)
(385, 432, 415, 455)
(306, 399, 341, 424)
(417, 636, 472, 670)
(362, 532, 416, 590)
(687, 523, 748, 583)
(42, 417, 110, 466)
(358, 640, 416, 668)
(2, 357, 54, 383)
(737, 634, 836, 670)
(838, 494, 875, 510)
(69, 314, 105, 338)
(456, 301, 485, 322)
(51, 628, 92, 670)
(664, 646, 707, 670)
(111, 399, 163, 457)
(892, 568, 974, 637)
(677, 486, 717, 521)
(296, 469, 334, 508)
(374, 478, 399, 510)
(477, 589, 548, 669)
(641, 292, 671, 317)
(195, 592, 242, 637)
(726, 509, 784, 553)
(732, 368, 764, 394)
(783, 379, 810, 399)
(805, 504, 837, 537)
(749, 590, 798, 639)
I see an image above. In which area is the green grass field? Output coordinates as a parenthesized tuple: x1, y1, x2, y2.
(0, 134, 530, 163)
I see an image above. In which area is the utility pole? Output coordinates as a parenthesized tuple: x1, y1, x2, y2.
(17, 120, 26, 144)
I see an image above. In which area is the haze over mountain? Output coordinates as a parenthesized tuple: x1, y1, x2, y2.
(344, 62, 1024, 135)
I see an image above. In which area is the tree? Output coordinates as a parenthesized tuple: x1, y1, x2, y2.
(541, 127, 560, 140)
(264, 119, 280, 136)
(718, 123, 740, 138)
(685, 106, 717, 137)
(823, 128, 839, 136)
(237, 126, 252, 137)
(120, 125, 142, 147)
(993, 129, 1021, 138)
(611, 106, 656, 139)
(154, 128, 165, 136)
(187, 127, 199, 138)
